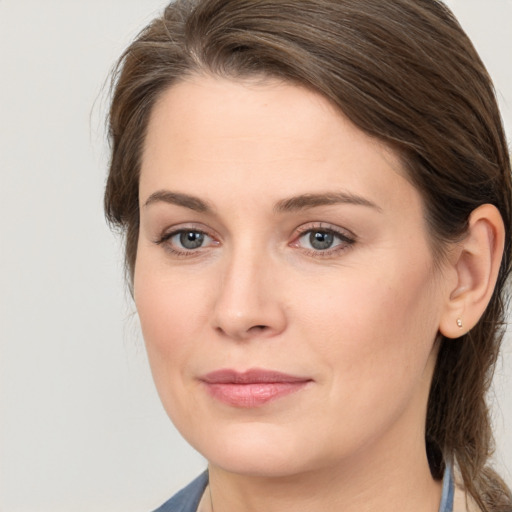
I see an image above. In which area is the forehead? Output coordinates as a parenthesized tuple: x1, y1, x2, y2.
(140, 74, 416, 213)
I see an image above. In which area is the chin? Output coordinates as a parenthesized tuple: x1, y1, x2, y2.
(182, 420, 320, 477)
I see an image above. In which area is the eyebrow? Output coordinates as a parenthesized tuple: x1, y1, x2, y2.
(142, 189, 381, 214)
(143, 190, 212, 212)
(274, 192, 382, 213)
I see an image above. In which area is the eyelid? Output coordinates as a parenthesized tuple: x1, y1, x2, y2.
(152, 221, 356, 258)
(290, 222, 356, 255)
(293, 222, 356, 241)
(154, 223, 220, 257)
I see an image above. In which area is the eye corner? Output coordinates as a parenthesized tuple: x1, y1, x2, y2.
(290, 223, 356, 257)
(153, 225, 220, 258)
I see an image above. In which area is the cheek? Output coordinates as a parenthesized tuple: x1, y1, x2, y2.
(133, 260, 215, 434)
(133, 256, 212, 386)
(135, 253, 209, 335)
(302, 258, 441, 405)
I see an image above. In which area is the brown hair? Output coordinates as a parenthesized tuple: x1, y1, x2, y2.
(105, 0, 512, 509)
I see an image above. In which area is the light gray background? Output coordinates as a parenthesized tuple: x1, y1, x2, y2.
(0, 1, 510, 511)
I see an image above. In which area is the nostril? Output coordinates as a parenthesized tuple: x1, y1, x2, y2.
(250, 325, 268, 332)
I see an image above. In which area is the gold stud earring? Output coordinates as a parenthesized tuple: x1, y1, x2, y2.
(456, 318, 463, 329)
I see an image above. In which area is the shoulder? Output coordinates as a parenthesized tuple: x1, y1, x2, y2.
(152, 472, 209, 512)
(452, 476, 481, 512)
(451, 469, 512, 512)
(453, 486, 478, 512)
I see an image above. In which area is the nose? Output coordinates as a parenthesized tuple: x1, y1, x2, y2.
(211, 247, 287, 341)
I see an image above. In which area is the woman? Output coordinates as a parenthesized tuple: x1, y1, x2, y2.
(104, 0, 512, 511)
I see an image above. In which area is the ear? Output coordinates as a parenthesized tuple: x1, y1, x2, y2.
(439, 204, 505, 339)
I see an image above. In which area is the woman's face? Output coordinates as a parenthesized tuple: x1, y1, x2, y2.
(135, 76, 452, 477)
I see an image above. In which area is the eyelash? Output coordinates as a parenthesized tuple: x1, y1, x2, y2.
(154, 223, 356, 258)
(154, 226, 218, 258)
(291, 224, 356, 257)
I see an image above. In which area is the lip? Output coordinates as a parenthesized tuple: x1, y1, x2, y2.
(200, 369, 312, 408)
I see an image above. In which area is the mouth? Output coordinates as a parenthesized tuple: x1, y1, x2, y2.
(200, 369, 312, 408)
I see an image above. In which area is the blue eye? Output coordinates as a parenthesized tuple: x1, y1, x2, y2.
(156, 228, 215, 254)
(175, 230, 206, 250)
(308, 231, 335, 250)
(296, 228, 354, 253)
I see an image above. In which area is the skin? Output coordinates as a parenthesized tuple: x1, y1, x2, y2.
(135, 75, 458, 512)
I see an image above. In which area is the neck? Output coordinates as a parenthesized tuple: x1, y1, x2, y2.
(204, 432, 442, 512)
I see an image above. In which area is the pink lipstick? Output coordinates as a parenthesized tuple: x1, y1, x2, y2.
(200, 369, 311, 408)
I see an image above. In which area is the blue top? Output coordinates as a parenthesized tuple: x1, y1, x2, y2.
(153, 465, 455, 512)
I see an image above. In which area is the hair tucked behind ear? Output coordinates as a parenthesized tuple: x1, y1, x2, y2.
(104, 1, 512, 509)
